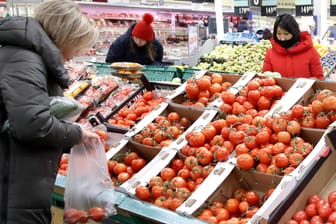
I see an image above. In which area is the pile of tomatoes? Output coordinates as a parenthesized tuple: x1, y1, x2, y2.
(182, 73, 233, 107)
(107, 151, 146, 186)
(197, 187, 274, 224)
(283, 89, 336, 129)
(220, 76, 284, 116)
(58, 153, 69, 176)
(134, 156, 215, 211)
(287, 191, 336, 223)
(181, 119, 234, 165)
(108, 91, 165, 128)
(64, 206, 105, 224)
(132, 111, 191, 148)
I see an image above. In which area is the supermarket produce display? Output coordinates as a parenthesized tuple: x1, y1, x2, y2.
(52, 60, 336, 223)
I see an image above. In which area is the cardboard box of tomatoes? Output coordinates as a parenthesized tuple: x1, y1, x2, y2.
(266, 145, 336, 223)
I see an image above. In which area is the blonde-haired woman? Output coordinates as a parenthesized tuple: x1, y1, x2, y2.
(0, 0, 99, 223)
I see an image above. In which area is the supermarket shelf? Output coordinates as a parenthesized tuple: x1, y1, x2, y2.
(75, 0, 233, 13)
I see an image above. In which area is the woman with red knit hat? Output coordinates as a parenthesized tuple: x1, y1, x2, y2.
(105, 13, 164, 65)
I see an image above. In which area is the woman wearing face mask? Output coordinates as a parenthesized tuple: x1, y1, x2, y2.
(105, 13, 164, 65)
(262, 14, 324, 80)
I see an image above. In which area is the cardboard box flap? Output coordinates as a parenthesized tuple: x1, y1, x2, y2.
(176, 162, 235, 216)
(165, 81, 188, 100)
(265, 78, 315, 117)
(169, 109, 218, 150)
(105, 138, 129, 160)
(248, 174, 297, 224)
(289, 128, 329, 182)
(229, 72, 256, 95)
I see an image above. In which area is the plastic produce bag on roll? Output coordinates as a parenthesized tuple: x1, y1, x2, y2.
(64, 139, 117, 223)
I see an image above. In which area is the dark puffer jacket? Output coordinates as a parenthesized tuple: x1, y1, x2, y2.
(0, 17, 82, 224)
(105, 23, 163, 65)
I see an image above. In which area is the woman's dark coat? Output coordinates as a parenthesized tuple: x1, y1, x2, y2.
(0, 16, 82, 224)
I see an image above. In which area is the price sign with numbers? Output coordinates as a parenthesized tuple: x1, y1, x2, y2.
(261, 6, 277, 16)
(295, 0, 313, 16)
(234, 7, 250, 16)
(261, 0, 277, 16)
(295, 4, 313, 16)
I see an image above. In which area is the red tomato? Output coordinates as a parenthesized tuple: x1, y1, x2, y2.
(135, 185, 151, 200)
(202, 124, 217, 141)
(328, 191, 336, 204)
(186, 82, 200, 99)
(245, 191, 260, 206)
(305, 203, 318, 217)
(214, 147, 230, 162)
(149, 176, 163, 188)
(315, 113, 331, 129)
(160, 167, 176, 181)
(225, 198, 240, 214)
(255, 130, 270, 145)
(288, 153, 304, 168)
(167, 112, 181, 123)
(291, 105, 305, 119)
(188, 131, 206, 147)
(94, 129, 108, 141)
(274, 153, 289, 168)
(329, 211, 336, 222)
(237, 153, 254, 170)
(196, 148, 213, 165)
(129, 158, 145, 172)
(88, 207, 105, 221)
(323, 95, 336, 111)
(318, 204, 333, 219)
(286, 120, 301, 135)
(293, 210, 307, 222)
(117, 172, 131, 183)
(64, 208, 81, 224)
(124, 152, 139, 166)
(77, 210, 89, 223)
(309, 195, 322, 204)
(143, 91, 154, 101)
(151, 185, 165, 199)
(221, 91, 236, 104)
(171, 176, 187, 188)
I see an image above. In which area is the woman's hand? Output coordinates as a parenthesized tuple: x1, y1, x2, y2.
(81, 127, 99, 142)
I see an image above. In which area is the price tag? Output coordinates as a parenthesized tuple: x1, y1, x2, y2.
(295, 4, 314, 16)
(261, 6, 277, 16)
(234, 7, 250, 16)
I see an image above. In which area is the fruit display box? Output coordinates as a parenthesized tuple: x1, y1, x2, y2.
(124, 101, 205, 138)
(267, 146, 335, 224)
(179, 162, 282, 222)
(298, 79, 336, 106)
(169, 72, 245, 109)
(249, 128, 326, 223)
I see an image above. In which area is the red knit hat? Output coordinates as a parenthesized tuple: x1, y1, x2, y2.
(132, 13, 155, 42)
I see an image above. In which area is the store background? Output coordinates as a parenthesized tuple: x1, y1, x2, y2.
(1, 0, 335, 65)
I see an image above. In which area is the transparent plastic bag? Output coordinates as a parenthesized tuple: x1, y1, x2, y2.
(64, 139, 116, 223)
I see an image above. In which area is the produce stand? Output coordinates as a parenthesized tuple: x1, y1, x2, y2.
(55, 61, 336, 223)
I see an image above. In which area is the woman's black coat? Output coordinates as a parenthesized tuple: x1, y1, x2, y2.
(0, 17, 82, 224)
